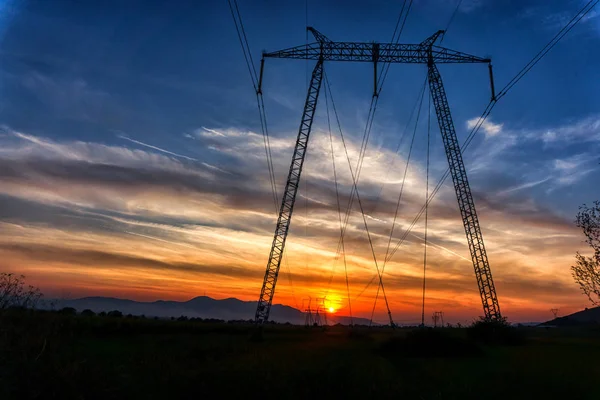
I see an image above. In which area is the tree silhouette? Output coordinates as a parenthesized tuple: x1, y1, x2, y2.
(81, 309, 96, 317)
(107, 310, 123, 317)
(571, 201, 600, 305)
(59, 307, 77, 315)
(0, 273, 42, 310)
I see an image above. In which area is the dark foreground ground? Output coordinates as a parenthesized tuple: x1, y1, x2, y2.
(1, 310, 599, 399)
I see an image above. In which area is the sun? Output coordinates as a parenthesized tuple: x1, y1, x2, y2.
(328, 307, 335, 313)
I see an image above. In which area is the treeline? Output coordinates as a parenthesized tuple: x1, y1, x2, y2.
(53, 306, 284, 325)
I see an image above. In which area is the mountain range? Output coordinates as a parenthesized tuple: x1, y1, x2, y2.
(48, 296, 374, 325)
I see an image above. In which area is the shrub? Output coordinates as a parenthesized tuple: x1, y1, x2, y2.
(379, 328, 482, 358)
(466, 317, 525, 346)
(107, 310, 123, 318)
(58, 307, 77, 316)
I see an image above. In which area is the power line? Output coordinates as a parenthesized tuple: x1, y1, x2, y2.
(370, 75, 427, 325)
(227, 0, 257, 89)
(421, 90, 431, 327)
(497, 0, 599, 101)
(385, 0, 599, 265)
(325, 72, 395, 326)
(324, 83, 353, 326)
(337, 0, 414, 245)
(228, 0, 301, 310)
(324, 0, 414, 318)
(441, 0, 464, 43)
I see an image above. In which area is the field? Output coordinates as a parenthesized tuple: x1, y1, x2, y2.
(1, 310, 599, 399)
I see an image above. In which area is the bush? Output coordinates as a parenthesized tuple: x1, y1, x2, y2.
(81, 309, 96, 317)
(466, 317, 525, 346)
(58, 307, 77, 316)
(107, 310, 123, 318)
(379, 328, 482, 358)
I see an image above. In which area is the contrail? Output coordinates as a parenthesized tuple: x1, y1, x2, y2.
(118, 135, 197, 161)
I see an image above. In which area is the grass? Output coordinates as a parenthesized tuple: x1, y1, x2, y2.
(1, 309, 599, 399)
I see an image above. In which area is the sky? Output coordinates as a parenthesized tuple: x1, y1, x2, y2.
(0, 0, 599, 324)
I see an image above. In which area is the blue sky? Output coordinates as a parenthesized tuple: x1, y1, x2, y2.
(0, 0, 599, 323)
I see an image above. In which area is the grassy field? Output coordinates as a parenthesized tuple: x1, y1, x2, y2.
(1, 310, 599, 399)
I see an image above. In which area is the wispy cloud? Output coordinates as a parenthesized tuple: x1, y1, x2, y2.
(531, 115, 600, 144)
(466, 117, 503, 138)
(551, 153, 598, 187)
(0, 125, 589, 321)
(457, 0, 484, 13)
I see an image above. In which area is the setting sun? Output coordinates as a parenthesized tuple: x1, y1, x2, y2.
(328, 307, 335, 313)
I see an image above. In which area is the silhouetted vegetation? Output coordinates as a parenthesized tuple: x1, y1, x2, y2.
(380, 327, 482, 358)
(571, 201, 600, 305)
(1, 308, 599, 399)
(58, 307, 77, 315)
(466, 317, 526, 346)
(80, 309, 96, 317)
(0, 273, 42, 310)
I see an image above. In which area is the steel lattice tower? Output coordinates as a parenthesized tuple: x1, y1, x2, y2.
(255, 28, 501, 324)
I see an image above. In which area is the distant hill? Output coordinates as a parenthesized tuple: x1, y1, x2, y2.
(541, 306, 600, 327)
(47, 296, 375, 325)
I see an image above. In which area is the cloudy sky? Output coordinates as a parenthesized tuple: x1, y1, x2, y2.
(0, 0, 599, 323)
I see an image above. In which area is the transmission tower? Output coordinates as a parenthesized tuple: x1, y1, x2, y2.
(303, 297, 314, 326)
(254, 27, 502, 324)
(432, 311, 445, 327)
(550, 308, 559, 319)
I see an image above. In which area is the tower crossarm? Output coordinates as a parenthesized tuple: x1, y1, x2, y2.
(263, 41, 489, 64)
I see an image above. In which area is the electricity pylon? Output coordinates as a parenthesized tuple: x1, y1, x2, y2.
(255, 27, 501, 324)
(432, 311, 445, 327)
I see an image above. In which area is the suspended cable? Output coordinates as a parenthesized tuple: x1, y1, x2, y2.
(333, 80, 424, 313)
(377, 0, 413, 95)
(325, 72, 395, 326)
(386, 0, 598, 264)
(352, 0, 413, 186)
(233, 0, 259, 81)
(341, 0, 413, 230)
(351, 0, 469, 304)
(421, 90, 431, 327)
(228, 0, 301, 310)
(441, 0, 463, 43)
(256, 97, 279, 212)
(496, 0, 598, 101)
(369, 75, 427, 325)
(228, 0, 278, 213)
(385, 101, 493, 262)
(324, 82, 353, 326)
(227, 0, 257, 89)
(370, 77, 427, 211)
(326, 1, 414, 312)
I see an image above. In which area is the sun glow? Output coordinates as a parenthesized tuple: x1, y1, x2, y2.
(328, 307, 335, 313)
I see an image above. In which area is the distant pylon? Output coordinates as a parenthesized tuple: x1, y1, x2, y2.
(432, 311, 444, 327)
(550, 308, 559, 319)
(316, 297, 327, 326)
(303, 297, 313, 327)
